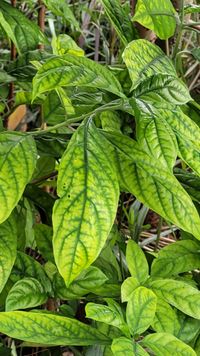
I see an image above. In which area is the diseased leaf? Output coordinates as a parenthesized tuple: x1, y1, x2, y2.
(121, 277, 140, 303)
(151, 240, 200, 277)
(0, 1, 46, 54)
(102, 131, 200, 239)
(134, 75, 192, 105)
(111, 337, 146, 356)
(0, 311, 111, 345)
(6, 278, 47, 311)
(54, 266, 108, 299)
(0, 214, 17, 294)
(101, 0, 137, 46)
(11, 252, 52, 294)
(52, 34, 84, 57)
(53, 120, 119, 285)
(86, 299, 129, 336)
(148, 278, 200, 319)
(174, 168, 200, 203)
(141, 332, 196, 356)
(133, 0, 177, 39)
(32, 55, 124, 101)
(126, 286, 157, 335)
(126, 240, 149, 283)
(123, 39, 176, 89)
(152, 298, 180, 335)
(0, 132, 37, 224)
(134, 99, 177, 170)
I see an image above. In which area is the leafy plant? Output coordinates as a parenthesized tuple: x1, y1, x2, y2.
(0, 0, 200, 355)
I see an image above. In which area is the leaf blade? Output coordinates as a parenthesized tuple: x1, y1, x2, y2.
(53, 120, 119, 285)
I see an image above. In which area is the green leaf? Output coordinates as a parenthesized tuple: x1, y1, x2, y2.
(102, 131, 200, 239)
(177, 136, 200, 177)
(121, 277, 140, 303)
(111, 338, 149, 355)
(151, 240, 200, 277)
(100, 111, 122, 133)
(126, 240, 149, 283)
(8, 50, 52, 82)
(32, 156, 55, 181)
(152, 298, 180, 335)
(101, 0, 137, 46)
(11, 252, 52, 294)
(134, 75, 192, 105)
(86, 299, 130, 337)
(184, 4, 200, 14)
(133, 0, 177, 39)
(126, 286, 157, 335)
(34, 224, 54, 263)
(43, 0, 80, 31)
(0, 1, 46, 54)
(134, 99, 177, 170)
(0, 214, 17, 293)
(32, 55, 124, 101)
(160, 106, 200, 176)
(123, 39, 176, 89)
(148, 278, 200, 319)
(174, 168, 200, 203)
(141, 332, 196, 356)
(176, 312, 200, 344)
(54, 266, 108, 299)
(0, 132, 37, 224)
(0, 311, 111, 345)
(52, 34, 84, 56)
(53, 120, 119, 285)
(6, 277, 47, 311)
(0, 69, 15, 84)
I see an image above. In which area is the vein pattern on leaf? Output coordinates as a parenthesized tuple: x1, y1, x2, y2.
(102, 131, 200, 239)
(123, 40, 176, 89)
(0, 311, 111, 345)
(0, 133, 37, 224)
(0, 214, 17, 293)
(32, 55, 124, 100)
(53, 120, 119, 285)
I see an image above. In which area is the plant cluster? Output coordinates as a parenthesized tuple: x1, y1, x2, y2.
(0, 0, 200, 355)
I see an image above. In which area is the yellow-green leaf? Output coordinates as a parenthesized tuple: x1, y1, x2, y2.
(152, 298, 180, 335)
(133, 0, 177, 39)
(32, 55, 124, 101)
(123, 40, 176, 89)
(141, 332, 196, 356)
(111, 337, 148, 356)
(121, 277, 140, 303)
(0, 132, 37, 224)
(102, 131, 200, 239)
(151, 240, 200, 277)
(126, 286, 157, 335)
(126, 240, 149, 283)
(0, 311, 111, 345)
(53, 120, 119, 285)
(6, 277, 47, 311)
(148, 278, 200, 319)
(0, 214, 17, 293)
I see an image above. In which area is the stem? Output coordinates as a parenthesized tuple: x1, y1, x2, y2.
(28, 100, 124, 136)
(38, 0, 46, 49)
(7, 0, 17, 117)
(172, 0, 185, 59)
(155, 217, 163, 251)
